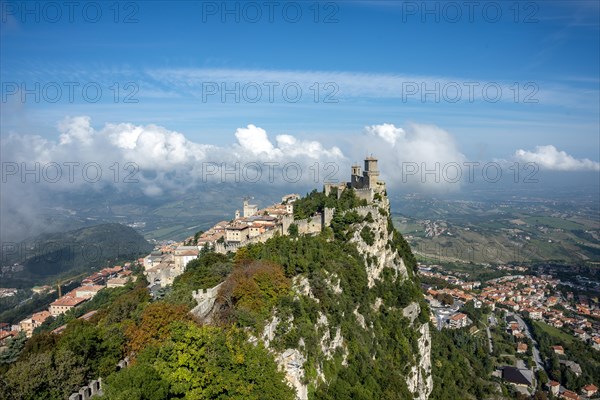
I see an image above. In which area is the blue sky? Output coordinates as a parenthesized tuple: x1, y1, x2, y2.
(1, 0, 599, 165)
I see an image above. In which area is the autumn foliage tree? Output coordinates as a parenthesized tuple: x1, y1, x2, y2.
(125, 302, 190, 357)
(216, 260, 290, 326)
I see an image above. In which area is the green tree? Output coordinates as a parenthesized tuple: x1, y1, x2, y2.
(2, 349, 85, 400)
(149, 322, 295, 399)
(103, 363, 169, 400)
(288, 223, 299, 237)
(0, 332, 27, 365)
(216, 260, 290, 327)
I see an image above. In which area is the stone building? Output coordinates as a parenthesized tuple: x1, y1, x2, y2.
(49, 296, 88, 316)
(243, 198, 258, 217)
(350, 156, 380, 189)
(324, 156, 383, 198)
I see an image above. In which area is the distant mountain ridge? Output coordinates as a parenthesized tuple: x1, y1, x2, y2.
(0, 223, 152, 287)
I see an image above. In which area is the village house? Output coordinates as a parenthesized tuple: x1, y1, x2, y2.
(0, 330, 18, 346)
(551, 319, 565, 328)
(509, 322, 521, 336)
(82, 273, 105, 286)
(447, 313, 469, 329)
(504, 300, 520, 311)
(560, 360, 582, 376)
(560, 390, 580, 400)
(49, 296, 88, 317)
(581, 384, 598, 397)
(144, 253, 179, 288)
(552, 345, 565, 355)
(19, 311, 51, 337)
(106, 277, 130, 288)
(546, 381, 560, 397)
(501, 366, 532, 391)
(525, 308, 543, 320)
(573, 329, 590, 341)
(249, 223, 265, 238)
(143, 252, 163, 268)
(73, 285, 104, 299)
(173, 246, 199, 272)
(225, 224, 250, 243)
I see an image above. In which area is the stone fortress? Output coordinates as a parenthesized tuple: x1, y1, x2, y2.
(143, 156, 385, 284)
(324, 155, 384, 202)
(216, 155, 385, 253)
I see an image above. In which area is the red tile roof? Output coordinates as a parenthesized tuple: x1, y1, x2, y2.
(51, 296, 87, 307)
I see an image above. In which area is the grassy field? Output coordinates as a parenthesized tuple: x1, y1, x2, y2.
(393, 217, 423, 234)
(532, 321, 574, 345)
(523, 216, 585, 230)
(392, 197, 599, 265)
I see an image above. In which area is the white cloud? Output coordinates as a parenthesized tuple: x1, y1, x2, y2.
(58, 116, 94, 145)
(0, 116, 347, 242)
(514, 145, 600, 171)
(1, 116, 345, 192)
(365, 123, 402, 146)
(234, 124, 276, 156)
(144, 67, 598, 110)
(361, 123, 467, 191)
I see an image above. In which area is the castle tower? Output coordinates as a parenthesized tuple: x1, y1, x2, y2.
(364, 156, 379, 188)
(350, 164, 363, 188)
(243, 198, 258, 217)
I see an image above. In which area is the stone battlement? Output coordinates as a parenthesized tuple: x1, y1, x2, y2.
(215, 227, 280, 254)
(191, 282, 224, 320)
(349, 205, 380, 217)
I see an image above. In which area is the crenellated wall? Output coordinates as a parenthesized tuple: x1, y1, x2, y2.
(215, 228, 280, 254)
(294, 214, 323, 235)
(343, 205, 379, 218)
(191, 282, 224, 320)
(67, 376, 108, 399)
(353, 188, 374, 202)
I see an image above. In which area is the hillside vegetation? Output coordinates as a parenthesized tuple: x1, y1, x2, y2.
(0, 189, 498, 400)
(0, 223, 153, 287)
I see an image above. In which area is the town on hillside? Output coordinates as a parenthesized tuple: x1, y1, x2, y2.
(419, 263, 600, 399)
(142, 156, 384, 291)
(0, 264, 137, 340)
(0, 156, 385, 342)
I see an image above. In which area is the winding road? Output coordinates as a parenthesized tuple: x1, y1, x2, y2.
(507, 311, 544, 371)
(485, 314, 497, 354)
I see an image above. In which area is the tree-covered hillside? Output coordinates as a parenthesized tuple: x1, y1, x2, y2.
(0, 223, 153, 287)
(0, 188, 501, 400)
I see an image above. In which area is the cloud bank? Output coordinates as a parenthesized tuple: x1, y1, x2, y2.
(3, 117, 597, 242)
(514, 145, 600, 171)
(361, 123, 467, 191)
(1, 117, 345, 191)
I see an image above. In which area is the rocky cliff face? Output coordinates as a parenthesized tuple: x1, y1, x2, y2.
(256, 188, 432, 400)
(347, 197, 407, 287)
(407, 322, 433, 400)
(349, 191, 433, 400)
